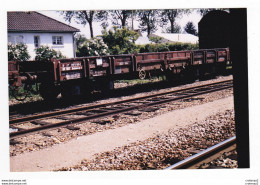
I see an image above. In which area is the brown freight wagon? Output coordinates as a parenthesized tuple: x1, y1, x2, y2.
(8, 48, 230, 101)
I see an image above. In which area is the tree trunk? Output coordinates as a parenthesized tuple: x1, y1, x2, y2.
(89, 21, 94, 38)
(122, 18, 126, 28)
(83, 11, 94, 39)
(147, 25, 151, 36)
(170, 20, 174, 33)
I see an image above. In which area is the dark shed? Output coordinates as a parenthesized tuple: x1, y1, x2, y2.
(199, 10, 231, 49)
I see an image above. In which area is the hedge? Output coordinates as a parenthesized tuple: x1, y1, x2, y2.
(137, 42, 199, 53)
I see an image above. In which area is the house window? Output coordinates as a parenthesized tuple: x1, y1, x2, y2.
(8, 35, 24, 44)
(34, 36, 40, 48)
(52, 36, 63, 45)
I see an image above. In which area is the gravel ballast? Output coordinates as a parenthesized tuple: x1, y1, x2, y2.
(59, 109, 236, 171)
(10, 96, 234, 172)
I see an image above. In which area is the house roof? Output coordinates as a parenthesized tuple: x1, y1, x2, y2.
(150, 33, 198, 44)
(135, 36, 152, 45)
(8, 11, 80, 33)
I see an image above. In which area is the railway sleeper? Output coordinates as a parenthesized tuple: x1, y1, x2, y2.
(182, 97, 204, 102)
(75, 111, 95, 116)
(93, 119, 112, 125)
(10, 139, 22, 145)
(139, 107, 160, 112)
(66, 125, 80, 131)
(124, 111, 142, 116)
(31, 120, 51, 125)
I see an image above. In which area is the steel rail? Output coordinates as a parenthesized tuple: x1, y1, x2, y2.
(10, 80, 233, 138)
(9, 79, 233, 125)
(164, 136, 236, 170)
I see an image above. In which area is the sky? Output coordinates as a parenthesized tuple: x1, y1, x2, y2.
(39, 10, 202, 39)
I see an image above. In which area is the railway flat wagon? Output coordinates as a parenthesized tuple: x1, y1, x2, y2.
(8, 48, 230, 101)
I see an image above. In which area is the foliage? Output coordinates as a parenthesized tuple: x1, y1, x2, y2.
(76, 37, 109, 57)
(168, 42, 199, 51)
(9, 83, 41, 102)
(109, 10, 134, 28)
(138, 10, 159, 36)
(35, 45, 65, 61)
(149, 36, 164, 43)
(184, 21, 198, 36)
(138, 43, 169, 53)
(60, 10, 108, 38)
(159, 9, 190, 33)
(138, 42, 198, 53)
(163, 23, 182, 33)
(101, 27, 139, 55)
(8, 43, 30, 61)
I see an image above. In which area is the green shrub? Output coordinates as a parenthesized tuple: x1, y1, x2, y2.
(102, 27, 139, 55)
(138, 43, 170, 53)
(8, 43, 30, 61)
(168, 42, 199, 51)
(137, 42, 199, 53)
(35, 45, 65, 61)
(157, 44, 170, 52)
(149, 36, 163, 43)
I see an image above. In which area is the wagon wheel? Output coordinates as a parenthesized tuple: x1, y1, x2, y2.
(10, 84, 31, 101)
(139, 69, 146, 80)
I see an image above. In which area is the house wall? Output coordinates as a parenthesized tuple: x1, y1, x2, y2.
(8, 32, 75, 60)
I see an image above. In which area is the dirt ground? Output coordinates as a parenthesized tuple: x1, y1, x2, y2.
(10, 96, 234, 172)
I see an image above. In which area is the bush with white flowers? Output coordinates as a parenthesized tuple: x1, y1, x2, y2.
(35, 45, 65, 61)
(8, 43, 30, 61)
(76, 37, 109, 57)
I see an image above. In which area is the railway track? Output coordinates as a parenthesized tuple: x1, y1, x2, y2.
(164, 136, 236, 169)
(9, 79, 233, 138)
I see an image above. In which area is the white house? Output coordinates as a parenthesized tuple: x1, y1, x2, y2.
(7, 11, 80, 60)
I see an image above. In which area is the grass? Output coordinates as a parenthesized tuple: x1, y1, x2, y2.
(115, 76, 166, 85)
(226, 65, 232, 70)
(9, 83, 43, 103)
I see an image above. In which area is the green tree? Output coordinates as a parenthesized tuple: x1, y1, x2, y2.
(101, 27, 139, 55)
(35, 45, 65, 61)
(163, 23, 181, 33)
(76, 37, 109, 57)
(8, 43, 30, 61)
(159, 9, 190, 33)
(138, 10, 159, 36)
(184, 21, 198, 36)
(60, 10, 108, 38)
(109, 10, 134, 28)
